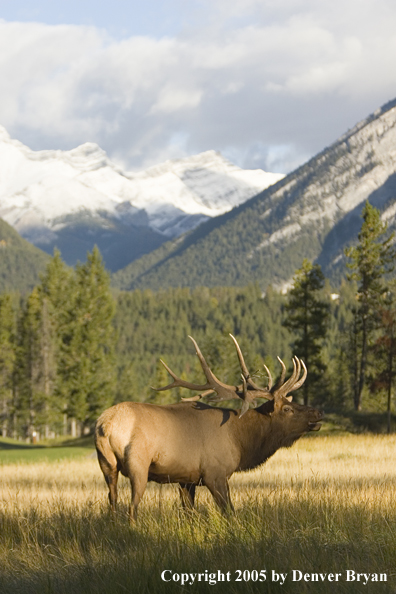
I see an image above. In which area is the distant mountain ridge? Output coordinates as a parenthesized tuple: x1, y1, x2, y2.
(0, 126, 283, 270)
(112, 98, 396, 291)
(0, 218, 49, 293)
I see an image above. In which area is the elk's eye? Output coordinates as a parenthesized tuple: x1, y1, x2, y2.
(283, 406, 293, 413)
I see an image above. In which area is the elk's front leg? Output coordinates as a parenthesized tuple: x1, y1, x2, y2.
(204, 475, 234, 514)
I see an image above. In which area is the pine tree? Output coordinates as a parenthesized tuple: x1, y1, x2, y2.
(371, 284, 396, 433)
(18, 288, 44, 439)
(344, 201, 395, 410)
(38, 250, 73, 434)
(38, 250, 73, 331)
(65, 247, 116, 431)
(0, 294, 16, 436)
(283, 259, 330, 405)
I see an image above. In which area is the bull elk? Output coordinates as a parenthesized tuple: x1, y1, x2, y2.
(95, 335, 322, 521)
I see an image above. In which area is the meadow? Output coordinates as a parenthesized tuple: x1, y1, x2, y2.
(0, 434, 395, 594)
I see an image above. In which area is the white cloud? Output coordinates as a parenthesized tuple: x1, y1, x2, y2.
(0, 1, 396, 173)
(150, 86, 203, 113)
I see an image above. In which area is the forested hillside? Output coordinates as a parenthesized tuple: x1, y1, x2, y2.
(0, 219, 49, 293)
(112, 98, 396, 292)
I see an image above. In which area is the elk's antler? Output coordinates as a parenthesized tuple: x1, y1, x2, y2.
(228, 334, 307, 403)
(152, 335, 307, 417)
(272, 357, 307, 400)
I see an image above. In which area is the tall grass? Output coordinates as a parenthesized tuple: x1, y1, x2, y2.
(1, 434, 396, 593)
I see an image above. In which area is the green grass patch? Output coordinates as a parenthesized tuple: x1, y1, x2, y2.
(0, 436, 95, 464)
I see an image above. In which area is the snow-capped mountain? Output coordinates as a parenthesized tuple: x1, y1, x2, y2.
(112, 97, 396, 291)
(0, 125, 283, 269)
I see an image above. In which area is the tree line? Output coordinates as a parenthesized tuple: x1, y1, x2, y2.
(0, 247, 115, 439)
(0, 201, 395, 440)
(281, 201, 395, 429)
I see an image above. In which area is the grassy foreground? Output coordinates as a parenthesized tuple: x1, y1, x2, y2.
(0, 434, 395, 593)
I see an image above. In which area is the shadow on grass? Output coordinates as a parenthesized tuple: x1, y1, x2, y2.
(0, 539, 394, 594)
(1, 500, 395, 594)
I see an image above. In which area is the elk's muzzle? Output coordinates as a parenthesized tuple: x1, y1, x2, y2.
(308, 410, 323, 431)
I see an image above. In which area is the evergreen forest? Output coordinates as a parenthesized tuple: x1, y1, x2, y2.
(1, 201, 395, 440)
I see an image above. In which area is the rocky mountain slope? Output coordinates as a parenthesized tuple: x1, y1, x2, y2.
(112, 98, 396, 291)
(0, 126, 283, 270)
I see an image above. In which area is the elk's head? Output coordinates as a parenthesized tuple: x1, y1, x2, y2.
(266, 396, 322, 446)
(256, 355, 323, 443)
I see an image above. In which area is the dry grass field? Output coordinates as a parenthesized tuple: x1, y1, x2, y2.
(1, 434, 396, 593)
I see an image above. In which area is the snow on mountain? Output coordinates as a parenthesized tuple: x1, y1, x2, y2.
(111, 98, 396, 291)
(0, 125, 284, 248)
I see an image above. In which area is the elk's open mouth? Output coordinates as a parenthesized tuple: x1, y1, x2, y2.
(308, 422, 322, 431)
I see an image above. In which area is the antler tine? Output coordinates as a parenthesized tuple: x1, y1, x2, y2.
(151, 359, 211, 392)
(188, 336, 219, 384)
(229, 334, 249, 376)
(287, 358, 307, 392)
(277, 356, 287, 382)
(270, 356, 286, 392)
(284, 357, 300, 391)
(229, 334, 265, 392)
(263, 363, 273, 391)
(188, 336, 242, 401)
(273, 357, 301, 398)
(181, 389, 215, 402)
(238, 375, 258, 417)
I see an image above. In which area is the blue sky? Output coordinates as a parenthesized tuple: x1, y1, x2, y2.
(1, 0, 395, 173)
(0, 0, 191, 38)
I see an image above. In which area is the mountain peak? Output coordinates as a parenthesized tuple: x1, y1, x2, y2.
(112, 96, 396, 291)
(0, 125, 283, 270)
(62, 142, 112, 172)
(0, 124, 11, 142)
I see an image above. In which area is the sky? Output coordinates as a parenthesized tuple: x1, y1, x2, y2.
(1, 0, 396, 173)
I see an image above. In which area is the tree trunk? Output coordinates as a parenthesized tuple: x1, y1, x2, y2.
(387, 386, 392, 435)
(387, 338, 393, 434)
(41, 298, 53, 441)
(2, 394, 7, 437)
(351, 312, 361, 411)
(356, 314, 368, 411)
(303, 289, 309, 406)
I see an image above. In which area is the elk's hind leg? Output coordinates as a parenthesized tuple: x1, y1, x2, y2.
(179, 483, 196, 510)
(96, 448, 119, 512)
(128, 473, 148, 522)
(124, 459, 149, 523)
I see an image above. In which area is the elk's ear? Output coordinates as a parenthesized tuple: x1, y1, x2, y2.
(285, 395, 293, 402)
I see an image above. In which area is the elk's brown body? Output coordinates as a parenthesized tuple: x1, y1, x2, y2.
(95, 336, 322, 521)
